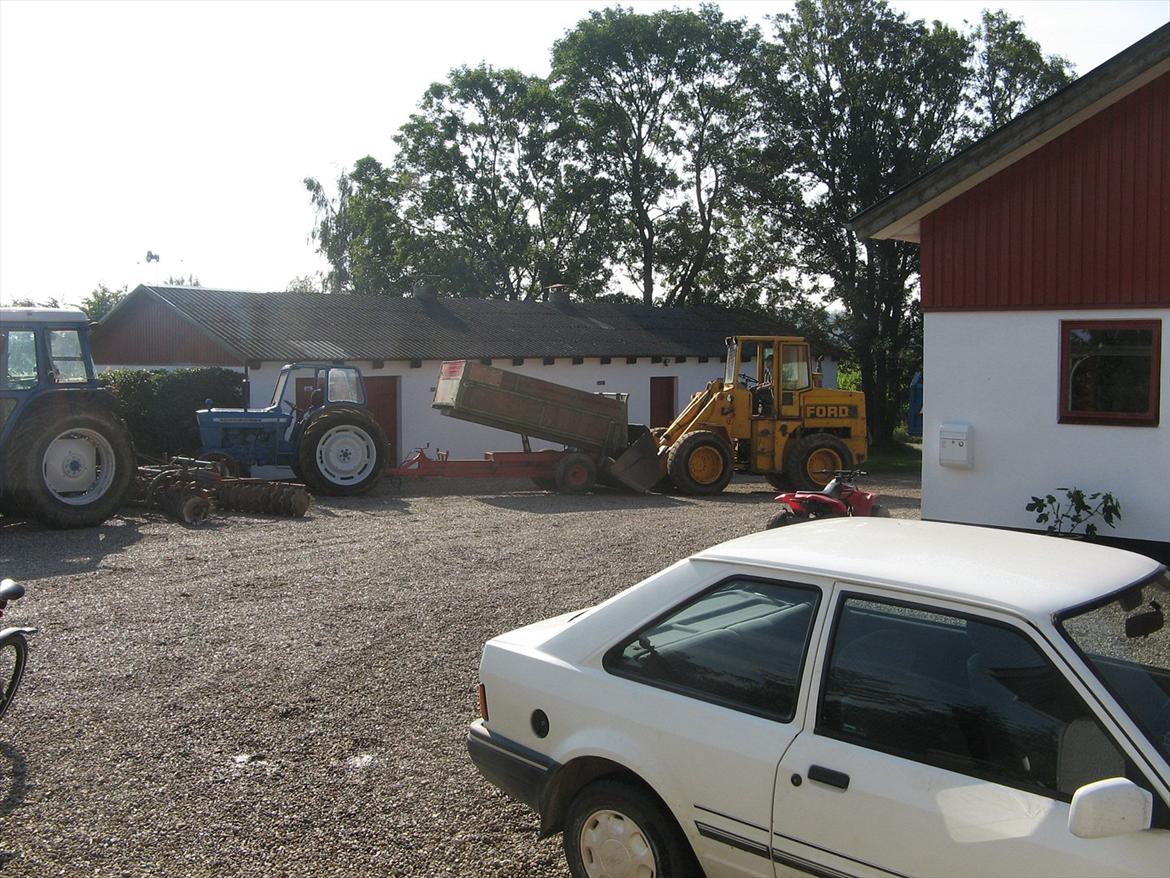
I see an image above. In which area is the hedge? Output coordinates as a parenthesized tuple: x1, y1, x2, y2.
(100, 367, 245, 456)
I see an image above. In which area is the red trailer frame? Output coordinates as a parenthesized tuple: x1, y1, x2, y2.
(387, 448, 600, 494)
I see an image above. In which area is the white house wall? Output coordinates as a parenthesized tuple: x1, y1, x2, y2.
(921, 309, 1170, 542)
(248, 356, 839, 464)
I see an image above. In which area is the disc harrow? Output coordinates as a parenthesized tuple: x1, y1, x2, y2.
(130, 458, 311, 525)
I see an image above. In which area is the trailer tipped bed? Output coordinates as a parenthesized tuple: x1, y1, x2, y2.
(388, 361, 662, 494)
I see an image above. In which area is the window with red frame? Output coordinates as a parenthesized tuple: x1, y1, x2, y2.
(1060, 320, 1161, 426)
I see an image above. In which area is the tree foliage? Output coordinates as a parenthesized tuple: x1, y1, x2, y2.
(79, 284, 128, 320)
(966, 10, 1074, 137)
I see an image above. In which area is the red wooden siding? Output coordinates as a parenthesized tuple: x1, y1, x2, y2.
(90, 292, 242, 366)
(921, 73, 1170, 311)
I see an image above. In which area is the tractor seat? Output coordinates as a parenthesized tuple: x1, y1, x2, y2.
(309, 389, 324, 407)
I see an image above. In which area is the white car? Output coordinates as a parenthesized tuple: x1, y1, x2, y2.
(468, 519, 1170, 878)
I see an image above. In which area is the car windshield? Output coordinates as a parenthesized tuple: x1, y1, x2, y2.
(1057, 572, 1170, 763)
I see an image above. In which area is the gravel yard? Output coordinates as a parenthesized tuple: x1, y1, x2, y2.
(0, 473, 920, 877)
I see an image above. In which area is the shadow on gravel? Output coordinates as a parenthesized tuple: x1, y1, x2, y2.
(0, 741, 28, 817)
(0, 516, 145, 579)
(478, 486, 784, 514)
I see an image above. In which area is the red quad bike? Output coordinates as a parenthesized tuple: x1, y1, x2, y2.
(766, 469, 890, 529)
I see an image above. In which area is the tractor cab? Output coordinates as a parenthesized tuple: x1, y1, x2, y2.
(268, 363, 366, 418)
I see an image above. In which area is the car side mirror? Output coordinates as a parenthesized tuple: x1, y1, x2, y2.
(1068, 777, 1152, 839)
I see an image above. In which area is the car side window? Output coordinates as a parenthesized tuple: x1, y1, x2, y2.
(818, 597, 1128, 800)
(604, 578, 820, 722)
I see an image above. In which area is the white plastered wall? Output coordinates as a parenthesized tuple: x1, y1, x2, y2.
(921, 309, 1170, 542)
(248, 355, 839, 463)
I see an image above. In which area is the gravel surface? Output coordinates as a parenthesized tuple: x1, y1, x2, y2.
(0, 473, 920, 877)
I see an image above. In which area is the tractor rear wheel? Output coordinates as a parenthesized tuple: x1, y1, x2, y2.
(554, 453, 597, 495)
(7, 405, 135, 528)
(787, 433, 852, 492)
(298, 409, 387, 496)
(668, 430, 733, 495)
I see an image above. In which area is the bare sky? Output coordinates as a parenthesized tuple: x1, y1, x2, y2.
(1, 0, 1166, 307)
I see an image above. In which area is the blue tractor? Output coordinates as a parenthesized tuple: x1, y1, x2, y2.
(0, 308, 136, 528)
(196, 362, 388, 496)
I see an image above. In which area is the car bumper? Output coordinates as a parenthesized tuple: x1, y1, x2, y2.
(466, 719, 557, 813)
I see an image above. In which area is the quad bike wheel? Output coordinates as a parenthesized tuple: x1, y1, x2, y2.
(5, 405, 135, 529)
(298, 408, 387, 496)
(766, 508, 802, 529)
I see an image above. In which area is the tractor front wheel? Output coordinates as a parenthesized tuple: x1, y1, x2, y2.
(787, 433, 852, 492)
(7, 406, 135, 528)
(298, 409, 387, 496)
(668, 430, 733, 495)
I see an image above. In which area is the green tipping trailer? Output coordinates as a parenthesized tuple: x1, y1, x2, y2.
(430, 360, 661, 492)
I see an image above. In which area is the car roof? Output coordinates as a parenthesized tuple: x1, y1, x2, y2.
(0, 307, 88, 324)
(697, 519, 1164, 620)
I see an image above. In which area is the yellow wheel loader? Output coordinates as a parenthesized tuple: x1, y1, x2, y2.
(653, 336, 868, 495)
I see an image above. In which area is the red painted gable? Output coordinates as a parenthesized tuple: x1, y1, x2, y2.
(91, 290, 243, 367)
(921, 73, 1169, 311)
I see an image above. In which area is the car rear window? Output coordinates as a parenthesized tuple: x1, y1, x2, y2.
(604, 578, 821, 722)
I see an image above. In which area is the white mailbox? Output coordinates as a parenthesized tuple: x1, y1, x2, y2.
(939, 422, 973, 468)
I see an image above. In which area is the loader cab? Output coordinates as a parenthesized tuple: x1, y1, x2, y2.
(727, 336, 813, 419)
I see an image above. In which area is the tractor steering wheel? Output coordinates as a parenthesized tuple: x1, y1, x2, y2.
(740, 372, 759, 387)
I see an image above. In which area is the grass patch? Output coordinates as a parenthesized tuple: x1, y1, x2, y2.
(864, 440, 922, 474)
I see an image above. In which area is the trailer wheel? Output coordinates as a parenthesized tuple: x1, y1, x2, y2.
(532, 477, 557, 492)
(668, 430, 733, 495)
(788, 433, 852, 492)
(299, 409, 387, 496)
(555, 453, 596, 495)
(7, 406, 135, 529)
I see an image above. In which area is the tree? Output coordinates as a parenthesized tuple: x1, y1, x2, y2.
(306, 156, 413, 296)
(285, 275, 322, 294)
(966, 10, 1074, 137)
(757, 0, 971, 445)
(392, 65, 613, 300)
(9, 296, 62, 308)
(552, 6, 764, 307)
(79, 284, 128, 320)
(164, 274, 201, 286)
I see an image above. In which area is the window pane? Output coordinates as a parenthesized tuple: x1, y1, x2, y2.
(48, 329, 88, 383)
(1065, 325, 1155, 415)
(327, 368, 361, 403)
(49, 330, 82, 358)
(820, 598, 1126, 798)
(2, 330, 39, 389)
(781, 345, 810, 390)
(606, 579, 820, 721)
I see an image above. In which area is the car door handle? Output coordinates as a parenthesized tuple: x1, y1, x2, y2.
(807, 764, 850, 790)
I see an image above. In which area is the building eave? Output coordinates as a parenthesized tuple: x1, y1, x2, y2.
(851, 24, 1170, 243)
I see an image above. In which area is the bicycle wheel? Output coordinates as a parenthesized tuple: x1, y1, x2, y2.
(0, 631, 29, 721)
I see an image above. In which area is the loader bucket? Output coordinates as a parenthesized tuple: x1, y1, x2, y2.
(606, 433, 664, 493)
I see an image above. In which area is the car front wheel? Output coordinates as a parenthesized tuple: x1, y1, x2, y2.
(564, 779, 702, 878)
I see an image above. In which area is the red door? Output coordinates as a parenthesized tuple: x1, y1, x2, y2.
(650, 376, 677, 427)
(362, 376, 399, 466)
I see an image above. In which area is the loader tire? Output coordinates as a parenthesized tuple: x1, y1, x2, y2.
(298, 408, 386, 496)
(555, 453, 597, 495)
(668, 431, 733, 495)
(787, 433, 852, 492)
(7, 405, 135, 529)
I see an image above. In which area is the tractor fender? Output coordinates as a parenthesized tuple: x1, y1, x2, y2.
(294, 404, 380, 443)
(0, 387, 131, 458)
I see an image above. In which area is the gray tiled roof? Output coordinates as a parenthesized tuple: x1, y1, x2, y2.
(118, 285, 811, 362)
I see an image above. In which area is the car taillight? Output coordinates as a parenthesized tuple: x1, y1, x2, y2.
(477, 683, 489, 721)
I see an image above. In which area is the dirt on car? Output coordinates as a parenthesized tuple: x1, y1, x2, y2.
(0, 473, 919, 876)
